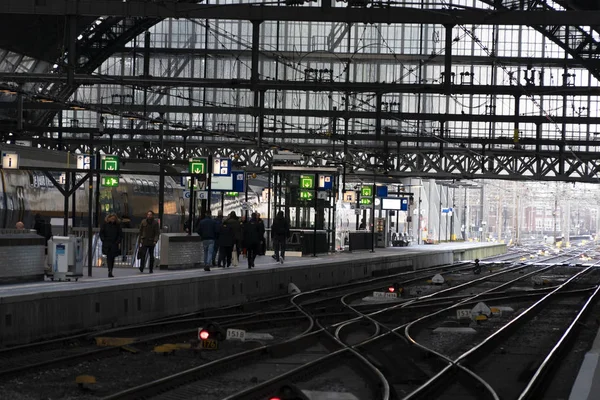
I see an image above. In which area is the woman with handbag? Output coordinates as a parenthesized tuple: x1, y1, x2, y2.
(100, 213, 123, 278)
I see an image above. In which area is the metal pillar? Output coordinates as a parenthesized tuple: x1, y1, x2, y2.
(63, 172, 70, 236)
(158, 119, 165, 228)
(444, 24, 454, 94)
(67, 15, 77, 87)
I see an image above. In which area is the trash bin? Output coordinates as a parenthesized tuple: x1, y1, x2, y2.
(47, 236, 84, 281)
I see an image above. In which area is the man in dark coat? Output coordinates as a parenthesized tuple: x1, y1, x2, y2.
(138, 210, 160, 273)
(243, 213, 262, 269)
(217, 218, 235, 267)
(226, 211, 242, 260)
(100, 213, 123, 278)
(198, 211, 217, 271)
(212, 210, 224, 266)
(271, 210, 290, 264)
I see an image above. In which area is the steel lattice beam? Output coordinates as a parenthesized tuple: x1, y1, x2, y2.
(4, 1, 600, 25)
(2, 73, 600, 96)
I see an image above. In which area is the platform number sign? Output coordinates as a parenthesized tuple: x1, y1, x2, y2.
(361, 186, 372, 197)
(189, 157, 207, 175)
(300, 174, 315, 189)
(101, 155, 119, 171)
(101, 176, 119, 187)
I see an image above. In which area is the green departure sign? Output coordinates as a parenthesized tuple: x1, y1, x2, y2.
(101, 155, 119, 171)
(299, 189, 314, 201)
(361, 186, 373, 197)
(360, 198, 373, 205)
(101, 176, 119, 187)
(300, 174, 315, 189)
(189, 157, 207, 174)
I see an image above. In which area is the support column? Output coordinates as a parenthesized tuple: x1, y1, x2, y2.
(375, 93, 382, 141)
(444, 24, 454, 95)
(158, 119, 165, 228)
(67, 15, 77, 87)
(143, 31, 151, 123)
(63, 172, 70, 236)
(251, 21, 262, 145)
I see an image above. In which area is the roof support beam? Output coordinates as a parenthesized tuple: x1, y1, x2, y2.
(2, 73, 600, 96)
(5, 2, 600, 25)
(2, 102, 600, 125)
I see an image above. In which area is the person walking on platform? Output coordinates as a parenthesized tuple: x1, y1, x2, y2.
(138, 210, 160, 273)
(257, 212, 266, 256)
(226, 211, 242, 261)
(243, 213, 261, 269)
(212, 210, 224, 266)
(217, 218, 234, 267)
(198, 211, 217, 271)
(100, 213, 122, 278)
(271, 210, 290, 264)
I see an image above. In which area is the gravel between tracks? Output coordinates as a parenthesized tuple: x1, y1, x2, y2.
(0, 326, 304, 400)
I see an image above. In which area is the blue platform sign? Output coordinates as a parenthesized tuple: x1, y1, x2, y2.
(318, 175, 333, 190)
(213, 158, 231, 176)
(232, 171, 245, 193)
(400, 198, 409, 211)
(376, 185, 388, 197)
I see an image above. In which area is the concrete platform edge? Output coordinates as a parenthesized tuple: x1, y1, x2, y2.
(0, 244, 505, 347)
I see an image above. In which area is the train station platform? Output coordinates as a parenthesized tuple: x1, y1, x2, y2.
(0, 242, 505, 347)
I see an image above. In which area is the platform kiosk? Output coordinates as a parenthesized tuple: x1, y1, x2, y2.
(47, 236, 84, 281)
(268, 166, 339, 256)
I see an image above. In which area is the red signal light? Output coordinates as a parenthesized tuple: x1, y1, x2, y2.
(269, 398, 281, 400)
(388, 287, 395, 293)
(199, 330, 210, 340)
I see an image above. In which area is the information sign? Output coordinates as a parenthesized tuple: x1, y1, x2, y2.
(343, 191, 356, 203)
(300, 174, 315, 189)
(318, 175, 333, 190)
(189, 157, 207, 174)
(376, 185, 388, 197)
(299, 189, 314, 201)
(360, 198, 373, 206)
(101, 176, 119, 187)
(1, 152, 19, 169)
(100, 155, 119, 171)
(361, 186, 372, 197)
(77, 155, 92, 170)
(213, 158, 231, 176)
(232, 171, 245, 193)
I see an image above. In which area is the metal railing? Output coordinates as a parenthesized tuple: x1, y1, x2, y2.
(70, 227, 161, 268)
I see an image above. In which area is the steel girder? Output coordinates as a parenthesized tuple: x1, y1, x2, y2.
(5, 1, 600, 25)
(4, 73, 600, 95)
(32, 16, 162, 127)
(18, 132, 600, 183)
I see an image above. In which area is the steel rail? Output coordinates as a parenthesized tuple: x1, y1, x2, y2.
(517, 283, 600, 399)
(403, 263, 600, 399)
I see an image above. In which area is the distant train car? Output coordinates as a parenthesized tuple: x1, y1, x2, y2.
(0, 169, 186, 231)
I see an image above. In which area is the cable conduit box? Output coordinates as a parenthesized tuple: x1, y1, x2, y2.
(159, 233, 204, 270)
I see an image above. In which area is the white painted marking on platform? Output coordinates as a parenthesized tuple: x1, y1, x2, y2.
(433, 327, 477, 333)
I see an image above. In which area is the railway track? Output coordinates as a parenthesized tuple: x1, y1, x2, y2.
(95, 250, 593, 399)
(0, 249, 593, 400)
